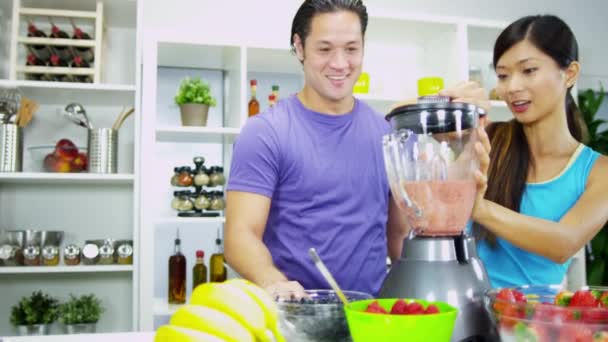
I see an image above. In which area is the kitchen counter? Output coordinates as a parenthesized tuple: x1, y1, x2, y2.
(1, 332, 155, 342)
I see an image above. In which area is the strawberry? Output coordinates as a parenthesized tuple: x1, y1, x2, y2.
(494, 288, 517, 314)
(390, 299, 408, 315)
(570, 290, 600, 308)
(424, 304, 440, 314)
(513, 289, 528, 303)
(365, 300, 387, 314)
(599, 292, 608, 308)
(405, 301, 425, 314)
(555, 291, 574, 306)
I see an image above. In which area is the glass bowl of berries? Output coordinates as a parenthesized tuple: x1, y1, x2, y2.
(275, 289, 373, 342)
(484, 285, 608, 342)
(344, 298, 458, 341)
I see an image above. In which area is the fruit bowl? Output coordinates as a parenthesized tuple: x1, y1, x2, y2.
(28, 142, 87, 173)
(344, 298, 458, 341)
(276, 289, 373, 342)
(484, 285, 608, 342)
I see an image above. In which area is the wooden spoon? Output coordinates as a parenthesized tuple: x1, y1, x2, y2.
(111, 107, 134, 130)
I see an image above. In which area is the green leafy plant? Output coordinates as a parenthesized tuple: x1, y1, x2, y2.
(579, 84, 608, 286)
(59, 294, 104, 325)
(174, 77, 217, 107)
(10, 291, 59, 326)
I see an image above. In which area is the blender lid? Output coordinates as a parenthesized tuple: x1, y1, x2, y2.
(385, 102, 479, 134)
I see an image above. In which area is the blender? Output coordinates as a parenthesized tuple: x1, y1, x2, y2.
(379, 99, 497, 341)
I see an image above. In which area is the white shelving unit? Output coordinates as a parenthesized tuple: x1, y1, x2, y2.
(0, 265, 133, 274)
(0, 0, 140, 337)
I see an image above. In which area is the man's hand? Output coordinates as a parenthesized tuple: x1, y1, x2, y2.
(264, 280, 308, 300)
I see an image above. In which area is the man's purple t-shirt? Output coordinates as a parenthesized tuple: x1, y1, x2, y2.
(227, 95, 391, 295)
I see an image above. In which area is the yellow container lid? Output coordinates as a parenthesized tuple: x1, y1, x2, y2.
(417, 77, 444, 97)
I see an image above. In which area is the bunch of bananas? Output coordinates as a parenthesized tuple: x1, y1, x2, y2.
(155, 279, 286, 342)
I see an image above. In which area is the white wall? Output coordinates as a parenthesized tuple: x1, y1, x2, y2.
(141, 0, 608, 91)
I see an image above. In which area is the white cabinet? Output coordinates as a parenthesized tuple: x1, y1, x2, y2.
(0, 0, 140, 336)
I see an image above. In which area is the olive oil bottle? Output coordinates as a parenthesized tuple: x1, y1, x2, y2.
(210, 229, 227, 282)
(168, 229, 186, 304)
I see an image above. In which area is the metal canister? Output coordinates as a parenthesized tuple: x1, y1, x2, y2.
(0, 124, 23, 172)
(87, 128, 118, 174)
(63, 244, 81, 266)
(0, 244, 23, 266)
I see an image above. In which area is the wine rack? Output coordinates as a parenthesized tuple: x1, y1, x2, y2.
(8, 0, 104, 83)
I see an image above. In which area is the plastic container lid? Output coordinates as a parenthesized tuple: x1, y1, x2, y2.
(418, 77, 444, 97)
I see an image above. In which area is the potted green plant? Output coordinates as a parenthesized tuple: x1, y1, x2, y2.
(59, 294, 104, 334)
(579, 85, 608, 285)
(10, 291, 59, 336)
(174, 77, 217, 127)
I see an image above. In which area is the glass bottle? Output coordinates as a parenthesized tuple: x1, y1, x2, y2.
(268, 94, 277, 108)
(25, 54, 45, 81)
(272, 85, 280, 101)
(192, 250, 207, 290)
(168, 229, 186, 304)
(49, 21, 72, 62)
(72, 56, 93, 83)
(71, 20, 95, 63)
(26, 21, 51, 62)
(210, 229, 227, 282)
(248, 79, 260, 117)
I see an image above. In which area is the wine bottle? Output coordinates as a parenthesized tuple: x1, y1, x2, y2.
(26, 21, 50, 62)
(49, 20, 72, 62)
(72, 56, 93, 83)
(168, 229, 187, 304)
(71, 20, 94, 63)
(25, 54, 45, 81)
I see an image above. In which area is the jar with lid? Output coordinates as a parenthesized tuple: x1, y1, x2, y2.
(82, 243, 99, 265)
(176, 167, 193, 187)
(209, 167, 226, 187)
(0, 244, 24, 266)
(193, 157, 210, 187)
(117, 242, 133, 265)
(210, 191, 226, 211)
(63, 244, 81, 266)
(171, 191, 183, 210)
(23, 245, 41, 266)
(42, 245, 60, 266)
(170, 167, 180, 186)
(98, 242, 115, 265)
(175, 191, 194, 212)
(194, 191, 211, 210)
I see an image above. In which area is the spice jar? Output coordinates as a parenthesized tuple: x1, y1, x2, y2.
(23, 245, 41, 266)
(117, 243, 133, 265)
(0, 244, 24, 266)
(209, 167, 226, 186)
(176, 167, 193, 187)
(194, 166, 210, 187)
(210, 191, 226, 211)
(98, 242, 114, 265)
(171, 191, 182, 210)
(170, 167, 180, 186)
(63, 244, 81, 266)
(176, 191, 194, 212)
(82, 243, 99, 265)
(194, 191, 211, 210)
(42, 246, 60, 266)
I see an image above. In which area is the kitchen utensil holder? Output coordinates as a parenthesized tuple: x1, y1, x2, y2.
(0, 123, 23, 172)
(87, 128, 117, 174)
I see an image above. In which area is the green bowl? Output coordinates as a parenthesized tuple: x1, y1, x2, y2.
(344, 298, 458, 342)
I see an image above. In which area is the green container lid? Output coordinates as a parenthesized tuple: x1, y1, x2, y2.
(418, 77, 444, 97)
(345, 298, 458, 342)
(272, 85, 279, 91)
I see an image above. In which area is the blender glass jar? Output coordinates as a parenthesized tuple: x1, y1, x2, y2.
(384, 101, 481, 236)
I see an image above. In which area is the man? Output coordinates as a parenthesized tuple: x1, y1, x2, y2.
(225, 0, 488, 297)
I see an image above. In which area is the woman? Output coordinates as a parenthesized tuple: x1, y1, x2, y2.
(471, 15, 608, 288)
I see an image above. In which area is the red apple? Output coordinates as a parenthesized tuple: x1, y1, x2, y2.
(55, 139, 76, 151)
(53, 158, 72, 173)
(43, 153, 57, 172)
(71, 152, 88, 172)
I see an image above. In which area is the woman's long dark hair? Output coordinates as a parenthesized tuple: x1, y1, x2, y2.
(474, 15, 587, 245)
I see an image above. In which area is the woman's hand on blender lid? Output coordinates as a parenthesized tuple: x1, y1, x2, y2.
(439, 80, 491, 114)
